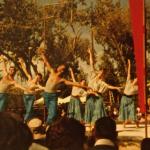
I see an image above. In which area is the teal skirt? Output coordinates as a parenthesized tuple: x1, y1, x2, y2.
(84, 94, 107, 124)
(68, 96, 82, 121)
(91, 94, 107, 124)
(0, 93, 8, 112)
(119, 95, 137, 121)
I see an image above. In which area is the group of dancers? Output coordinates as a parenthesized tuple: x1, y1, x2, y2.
(0, 46, 139, 128)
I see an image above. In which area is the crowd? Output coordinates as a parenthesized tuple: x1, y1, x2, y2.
(0, 112, 149, 150)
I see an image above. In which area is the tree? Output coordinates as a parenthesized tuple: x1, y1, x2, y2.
(88, 0, 135, 81)
(0, 0, 42, 78)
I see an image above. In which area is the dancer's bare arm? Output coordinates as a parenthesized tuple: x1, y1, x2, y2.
(41, 53, 55, 74)
(87, 48, 95, 70)
(107, 84, 122, 92)
(63, 79, 90, 90)
(18, 57, 32, 80)
(127, 59, 131, 81)
(69, 67, 76, 82)
(13, 82, 29, 91)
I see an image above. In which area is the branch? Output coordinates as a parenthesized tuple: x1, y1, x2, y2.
(0, 49, 27, 79)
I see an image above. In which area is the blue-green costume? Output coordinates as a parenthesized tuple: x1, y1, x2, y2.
(119, 79, 138, 122)
(84, 78, 108, 124)
(43, 92, 58, 124)
(0, 81, 13, 112)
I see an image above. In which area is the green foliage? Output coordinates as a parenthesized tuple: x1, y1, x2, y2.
(0, 0, 140, 85)
(0, 0, 42, 77)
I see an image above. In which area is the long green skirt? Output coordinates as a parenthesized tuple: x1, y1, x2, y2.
(68, 96, 82, 121)
(119, 95, 137, 121)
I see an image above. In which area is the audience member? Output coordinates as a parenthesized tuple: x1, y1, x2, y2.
(141, 138, 150, 150)
(91, 117, 118, 150)
(46, 117, 85, 150)
(0, 112, 33, 150)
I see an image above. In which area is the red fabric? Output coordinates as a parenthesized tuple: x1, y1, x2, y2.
(129, 0, 146, 112)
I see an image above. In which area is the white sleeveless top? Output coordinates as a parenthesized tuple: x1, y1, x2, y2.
(71, 86, 85, 96)
(124, 79, 138, 95)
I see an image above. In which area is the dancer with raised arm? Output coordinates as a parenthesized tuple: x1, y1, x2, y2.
(84, 48, 121, 125)
(0, 55, 29, 112)
(119, 59, 139, 128)
(68, 67, 87, 121)
(18, 58, 44, 122)
(39, 50, 89, 126)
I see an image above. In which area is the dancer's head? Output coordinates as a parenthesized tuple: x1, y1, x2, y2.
(57, 64, 66, 74)
(96, 67, 105, 79)
(36, 73, 43, 82)
(80, 79, 86, 85)
(8, 66, 16, 77)
(132, 78, 137, 85)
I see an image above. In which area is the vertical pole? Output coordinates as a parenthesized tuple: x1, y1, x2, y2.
(144, 0, 148, 138)
(43, 5, 46, 79)
(90, 2, 94, 52)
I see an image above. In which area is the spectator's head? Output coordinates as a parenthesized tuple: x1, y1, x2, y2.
(46, 117, 85, 150)
(141, 138, 150, 150)
(0, 112, 33, 150)
(94, 117, 117, 142)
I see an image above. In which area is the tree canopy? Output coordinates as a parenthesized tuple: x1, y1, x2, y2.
(1, 0, 147, 84)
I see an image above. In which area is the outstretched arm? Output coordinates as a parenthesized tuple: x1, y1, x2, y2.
(87, 48, 95, 70)
(69, 67, 76, 82)
(63, 79, 90, 90)
(127, 59, 131, 81)
(107, 84, 122, 92)
(18, 58, 32, 80)
(41, 53, 54, 74)
(13, 82, 28, 91)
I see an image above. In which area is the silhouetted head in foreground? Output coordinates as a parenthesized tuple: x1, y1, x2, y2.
(141, 138, 150, 150)
(0, 112, 33, 150)
(94, 117, 117, 141)
(46, 117, 85, 150)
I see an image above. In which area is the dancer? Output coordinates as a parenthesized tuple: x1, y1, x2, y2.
(119, 59, 139, 128)
(18, 58, 44, 122)
(0, 56, 28, 112)
(68, 67, 87, 121)
(84, 48, 121, 125)
(40, 52, 89, 126)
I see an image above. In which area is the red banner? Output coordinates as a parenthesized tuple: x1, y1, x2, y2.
(129, 0, 146, 112)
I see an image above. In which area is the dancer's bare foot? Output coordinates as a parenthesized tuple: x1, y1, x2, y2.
(135, 121, 139, 128)
(123, 120, 128, 128)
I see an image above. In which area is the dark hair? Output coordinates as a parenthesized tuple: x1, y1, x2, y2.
(94, 117, 117, 141)
(141, 138, 150, 150)
(0, 112, 33, 150)
(46, 117, 85, 150)
(9, 66, 16, 72)
(37, 73, 42, 78)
